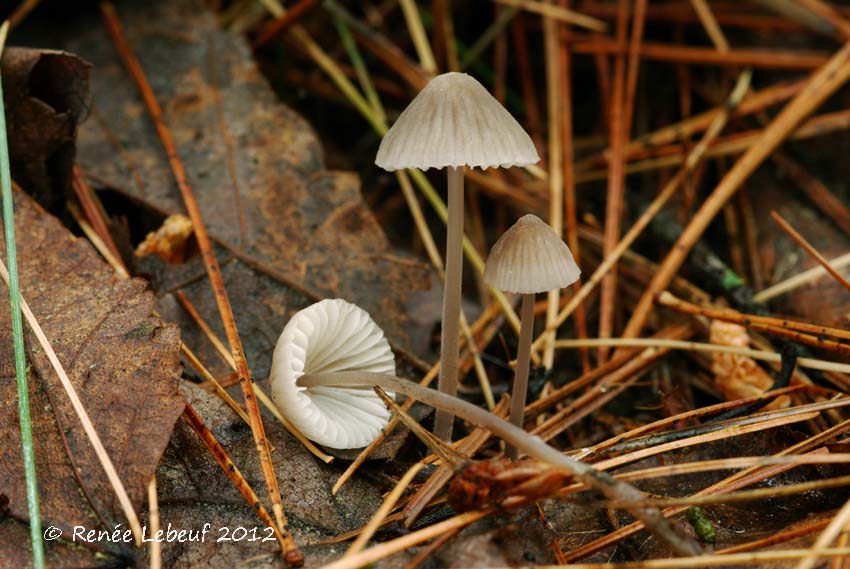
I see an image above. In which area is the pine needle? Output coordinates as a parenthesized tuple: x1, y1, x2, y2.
(0, 19, 46, 568)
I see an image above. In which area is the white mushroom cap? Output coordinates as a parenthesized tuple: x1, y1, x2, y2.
(375, 72, 539, 171)
(269, 299, 395, 449)
(483, 214, 581, 294)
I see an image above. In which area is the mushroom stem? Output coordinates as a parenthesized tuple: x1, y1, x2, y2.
(297, 371, 704, 558)
(434, 165, 464, 441)
(507, 293, 535, 459)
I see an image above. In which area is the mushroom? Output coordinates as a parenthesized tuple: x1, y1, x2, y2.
(269, 299, 396, 449)
(483, 214, 580, 459)
(375, 72, 539, 441)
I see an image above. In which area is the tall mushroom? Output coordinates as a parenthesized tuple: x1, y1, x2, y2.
(483, 214, 580, 459)
(376, 72, 539, 441)
(269, 299, 396, 449)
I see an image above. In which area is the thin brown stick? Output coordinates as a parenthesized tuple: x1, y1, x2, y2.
(564, 418, 850, 560)
(541, 0, 564, 368)
(494, 0, 607, 31)
(557, 0, 590, 372)
(689, 0, 730, 51)
(147, 477, 161, 569)
(658, 290, 850, 344)
(771, 210, 850, 294)
(252, 0, 320, 48)
(772, 151, 850, 237)
(597, 0, 630, 362)
(99, 4, 301, 564)
(619, 37, 850, 343)
(181, 404, 288, 551)
(794, 495, 850, 569)
(530, 68, 750, 356)
(71, 167, 122, 262)
(571, 40, 830, 69)
(344, 462, 424, 557)
(402, 398, 510, 526)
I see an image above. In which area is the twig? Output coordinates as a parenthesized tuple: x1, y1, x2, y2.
(530, 69, 751, 356)
(181, 404, 288, 552)
(251, 0, 320, 48)
(754, 251, 850, 302)
(619, 37, 850, 343)
(771, 210, 850, 294)
(557, 0, 590, 372)
(0, 19, 45, 566)
(658, 290, 850, 347)
(554, 337, 850, 374)
(542, 0, 564, 368)
(99, 4, 301, 563)
(344, 461, 425, 558)
(771, 151, 850, 238)
(494, 0, 607, 31)
(794, 495, 850, 569)
(571, 40, 830, 69)
(688, 0, 730, 51)
(398, 0, 437, 74)
(147, 477, 161, 569)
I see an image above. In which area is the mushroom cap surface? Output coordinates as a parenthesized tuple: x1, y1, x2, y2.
(269, 299, 395, 449)
(483, 214, 581, 294)
(375, 72, 539, 171)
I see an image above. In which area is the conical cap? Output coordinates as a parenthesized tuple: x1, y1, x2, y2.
(483, 214, 581, 294)
(375, 72, 539, 171)
(269, 299, 395, 449)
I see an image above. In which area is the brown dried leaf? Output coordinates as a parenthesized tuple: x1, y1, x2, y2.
(135, 213, 195, 263)
(68, 0, 436, 363)
(709, 319, 788, 408)
(0, 190, 185, 562)
(1, 48, 90, 210)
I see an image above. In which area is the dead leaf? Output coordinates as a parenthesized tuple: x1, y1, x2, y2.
(66, 0, 436, 363)
(135, 213, 195, 263)
(0, 190, 185, 562)
(2, 48, 90, 210)
(149, 384, 383, 567)
(709, 319, 789, 409)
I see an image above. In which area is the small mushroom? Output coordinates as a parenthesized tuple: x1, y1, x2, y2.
(483, 214, 580, 459)
(376, 72, 539, 441)
(269, 299, 396, 449)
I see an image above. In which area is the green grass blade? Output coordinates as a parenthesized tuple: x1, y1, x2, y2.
(0, 20, 46, 568)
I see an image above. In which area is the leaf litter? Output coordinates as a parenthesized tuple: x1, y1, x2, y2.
(6, 0, 850, 567)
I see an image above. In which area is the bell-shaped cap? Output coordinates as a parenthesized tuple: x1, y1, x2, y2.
(269, 299, 395, 449)
(375, 72, 539, 171)
(483, 214, 581, 294)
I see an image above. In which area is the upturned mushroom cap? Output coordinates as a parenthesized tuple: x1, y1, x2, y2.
(375, 72, 539, 171)
(483, 214, 581, 294)
(269, 299, 395, 449)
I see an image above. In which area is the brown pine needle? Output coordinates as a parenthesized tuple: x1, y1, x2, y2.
(343, 461, 425, 558)
(554, 337, 850, 374)
(755, 251, 850, 302)
(658, 291, 850, 353)
(771, 210, 850, 295)
(530, 68, 751, 356)
(494, 0, 606, 31)
(0, 258, 143, 544)
(181, 404, 289, 552)
(99, 4, 300, 563)
(147, 476, 162, 569)
(619, 36, 850, 343)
